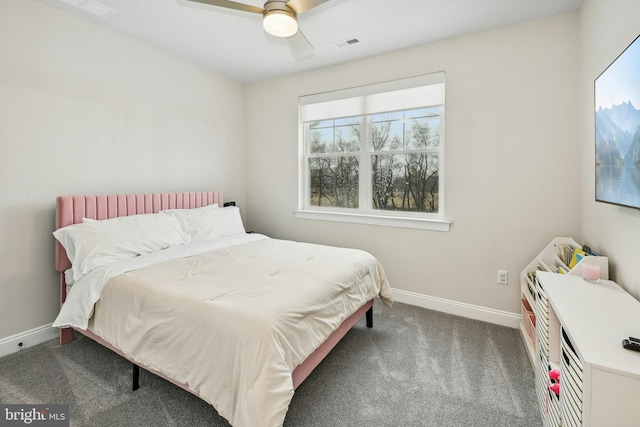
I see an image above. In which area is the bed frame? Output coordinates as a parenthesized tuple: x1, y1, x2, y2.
(54, 191, 373, 395)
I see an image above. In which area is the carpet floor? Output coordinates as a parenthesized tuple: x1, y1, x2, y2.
(0, 301, 542, 426)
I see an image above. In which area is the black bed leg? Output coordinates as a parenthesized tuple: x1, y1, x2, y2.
(366, 307, 373, 328)
(132, 364, 140, 391)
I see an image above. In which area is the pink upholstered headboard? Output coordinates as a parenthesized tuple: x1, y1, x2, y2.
(55, 191, 223, 273)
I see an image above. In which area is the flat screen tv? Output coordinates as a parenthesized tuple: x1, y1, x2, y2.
(595, 34, 640, 209)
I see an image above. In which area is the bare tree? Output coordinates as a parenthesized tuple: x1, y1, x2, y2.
(401, 119, 439, 211)
(309, 120, 360, 208)
(309, 113, 439, 212)
(371, 118, 401, 209)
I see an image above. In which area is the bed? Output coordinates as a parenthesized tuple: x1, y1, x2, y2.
(52, 191, 393, 427)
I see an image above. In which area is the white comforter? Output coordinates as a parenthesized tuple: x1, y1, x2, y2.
(53, 235, 392, 427)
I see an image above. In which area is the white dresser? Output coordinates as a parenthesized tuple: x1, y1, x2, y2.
(535, 271, 640, 427)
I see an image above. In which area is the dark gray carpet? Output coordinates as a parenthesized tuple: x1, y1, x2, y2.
(0, 302, 542, 426)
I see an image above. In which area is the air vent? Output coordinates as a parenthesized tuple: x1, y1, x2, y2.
(333, 37, 362, 49)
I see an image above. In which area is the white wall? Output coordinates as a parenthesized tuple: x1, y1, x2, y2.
(1, 1, 603, 343)
(245, 14, 580, 315)
(0, 0, 246, 339)
(579, 0, 640, 299)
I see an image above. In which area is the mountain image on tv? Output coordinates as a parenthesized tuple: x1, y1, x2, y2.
(595, 101, 640, 167)
(594, 34, 640, 209)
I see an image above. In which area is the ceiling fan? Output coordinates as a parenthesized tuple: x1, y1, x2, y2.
(184, 0, 331, 59)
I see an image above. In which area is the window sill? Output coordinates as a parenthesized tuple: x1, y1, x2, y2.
(293, 210, 451, 232)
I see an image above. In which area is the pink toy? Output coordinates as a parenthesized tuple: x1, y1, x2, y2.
(548, 369, 560, 383)
(548, 369, 561, 397)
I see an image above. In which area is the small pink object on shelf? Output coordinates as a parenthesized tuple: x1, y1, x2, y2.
(582, 263, 601, 282)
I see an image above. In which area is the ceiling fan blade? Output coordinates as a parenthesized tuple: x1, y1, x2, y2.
(285, 0, 331, 14)
(287, 29, 315, 60)
(185, 0, 264, 15)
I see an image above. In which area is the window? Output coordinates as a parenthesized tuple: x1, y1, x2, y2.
(297, 73, 450, 231)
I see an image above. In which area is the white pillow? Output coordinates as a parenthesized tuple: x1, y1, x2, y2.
(79, 203, 219, 223)
(54, 212, 190, 282)
(164, 205, 245, 241)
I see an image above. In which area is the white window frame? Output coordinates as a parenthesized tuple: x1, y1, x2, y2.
(295, 73, 451, 232)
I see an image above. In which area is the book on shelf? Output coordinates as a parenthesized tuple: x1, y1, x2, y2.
(557, 243, 598, 269)
(581, 244, 600, 256)
(568, 248, 587, 269)
(558, 243, 575, 266)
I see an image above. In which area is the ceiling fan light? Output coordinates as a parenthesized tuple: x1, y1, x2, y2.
(263, 10, 298, 38)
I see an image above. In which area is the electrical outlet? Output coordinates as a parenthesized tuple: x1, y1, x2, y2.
(497, 270, 508, 285)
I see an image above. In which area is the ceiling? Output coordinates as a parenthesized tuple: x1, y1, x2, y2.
(38, 0, 583, 83)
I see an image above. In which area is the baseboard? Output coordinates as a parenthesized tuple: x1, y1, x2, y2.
(0, 324, 58, 359)
(391, 288, 521, 329)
